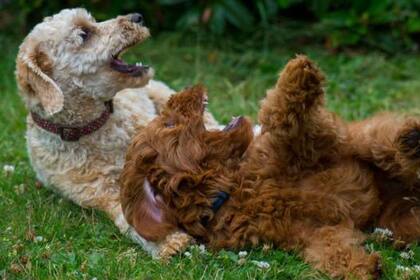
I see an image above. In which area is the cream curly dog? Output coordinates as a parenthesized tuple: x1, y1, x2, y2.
(15, 8, 218, 258)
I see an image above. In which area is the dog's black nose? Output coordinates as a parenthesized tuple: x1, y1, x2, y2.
(130, 13, 143, 25)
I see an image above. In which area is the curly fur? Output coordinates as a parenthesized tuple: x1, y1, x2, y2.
(121, 56, 420, 279)
(15, 8, 218, 258)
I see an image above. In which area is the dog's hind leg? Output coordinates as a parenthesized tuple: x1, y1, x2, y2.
(301, 225, 381, 280)
(375, 190, 420, 246)
(348, 114, 420, 188)
(258, 55, 345, 177)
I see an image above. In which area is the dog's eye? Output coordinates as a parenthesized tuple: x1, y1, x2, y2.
(165, 121, 175, 128)
(79, 28, 90, 42)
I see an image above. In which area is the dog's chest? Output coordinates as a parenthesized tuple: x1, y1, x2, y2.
(26, 93, 157, 187)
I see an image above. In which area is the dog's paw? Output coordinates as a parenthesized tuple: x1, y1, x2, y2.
(398, 121, 420, 160)
(156, 231, 194, 261)
(278, 55, 325, 99)
(347, 252, 381, 280)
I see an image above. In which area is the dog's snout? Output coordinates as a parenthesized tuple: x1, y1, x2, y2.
(130, 13, 143, 25)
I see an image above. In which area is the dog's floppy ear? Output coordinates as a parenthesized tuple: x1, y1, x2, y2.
(16, 43, 64, 115)
(130, 179, 177, 242)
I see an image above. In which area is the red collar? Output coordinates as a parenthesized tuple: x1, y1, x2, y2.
(31, 100, 114, 142)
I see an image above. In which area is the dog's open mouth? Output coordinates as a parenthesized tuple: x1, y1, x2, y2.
(223, 116, 245, 132)
(110, 48, 150, 77)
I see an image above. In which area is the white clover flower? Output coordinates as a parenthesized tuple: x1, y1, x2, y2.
(400, 251, 414, 260)
(34, 236, 44, 243)
(395, 265, 411, 272)
(251, 260, 270, 269)
(413, 265, 420, 272)
(184, 251, 192, 258)
(198, 244, 206, 254)
(14, 184, 26, 194)
(373, 228, 393, 237)
(3, 164, 15, 175)
(372, 228, 393, 243)
(238, 251, 248, 258)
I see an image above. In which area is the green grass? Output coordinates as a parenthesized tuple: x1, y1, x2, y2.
(1, 30, 420, 280)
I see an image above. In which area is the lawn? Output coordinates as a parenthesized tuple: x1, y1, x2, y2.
(1, 29, 420, 280)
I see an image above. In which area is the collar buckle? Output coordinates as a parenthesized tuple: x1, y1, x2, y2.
(58, 126, 81, 141)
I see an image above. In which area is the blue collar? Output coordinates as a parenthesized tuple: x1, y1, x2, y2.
(200, 191, 230, 227)
(211, 191, 230, 213)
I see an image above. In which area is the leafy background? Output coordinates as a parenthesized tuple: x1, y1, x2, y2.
(1, 0, 420, 52)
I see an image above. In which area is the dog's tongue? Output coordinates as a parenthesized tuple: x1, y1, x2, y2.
(110, 57, 148, 76)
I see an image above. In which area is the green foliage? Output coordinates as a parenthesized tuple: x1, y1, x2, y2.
(0, 0, 165, 35)
(152, 0, 420, 51)
(1, 0, 419, 51)
(157, 0, 270, 32)
(313, 1, 420, 52)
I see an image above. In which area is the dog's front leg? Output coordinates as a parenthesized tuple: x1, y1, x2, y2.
(154, 231, 194, 260)
(109, 203, 193, 259)
(127, 227, 193, 260)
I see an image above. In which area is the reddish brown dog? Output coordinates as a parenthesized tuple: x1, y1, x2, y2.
(120, 56, 420, 279)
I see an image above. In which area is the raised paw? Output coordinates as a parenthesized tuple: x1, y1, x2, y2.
(156, 231, 194, 261)
(277, 54, 325, 100)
